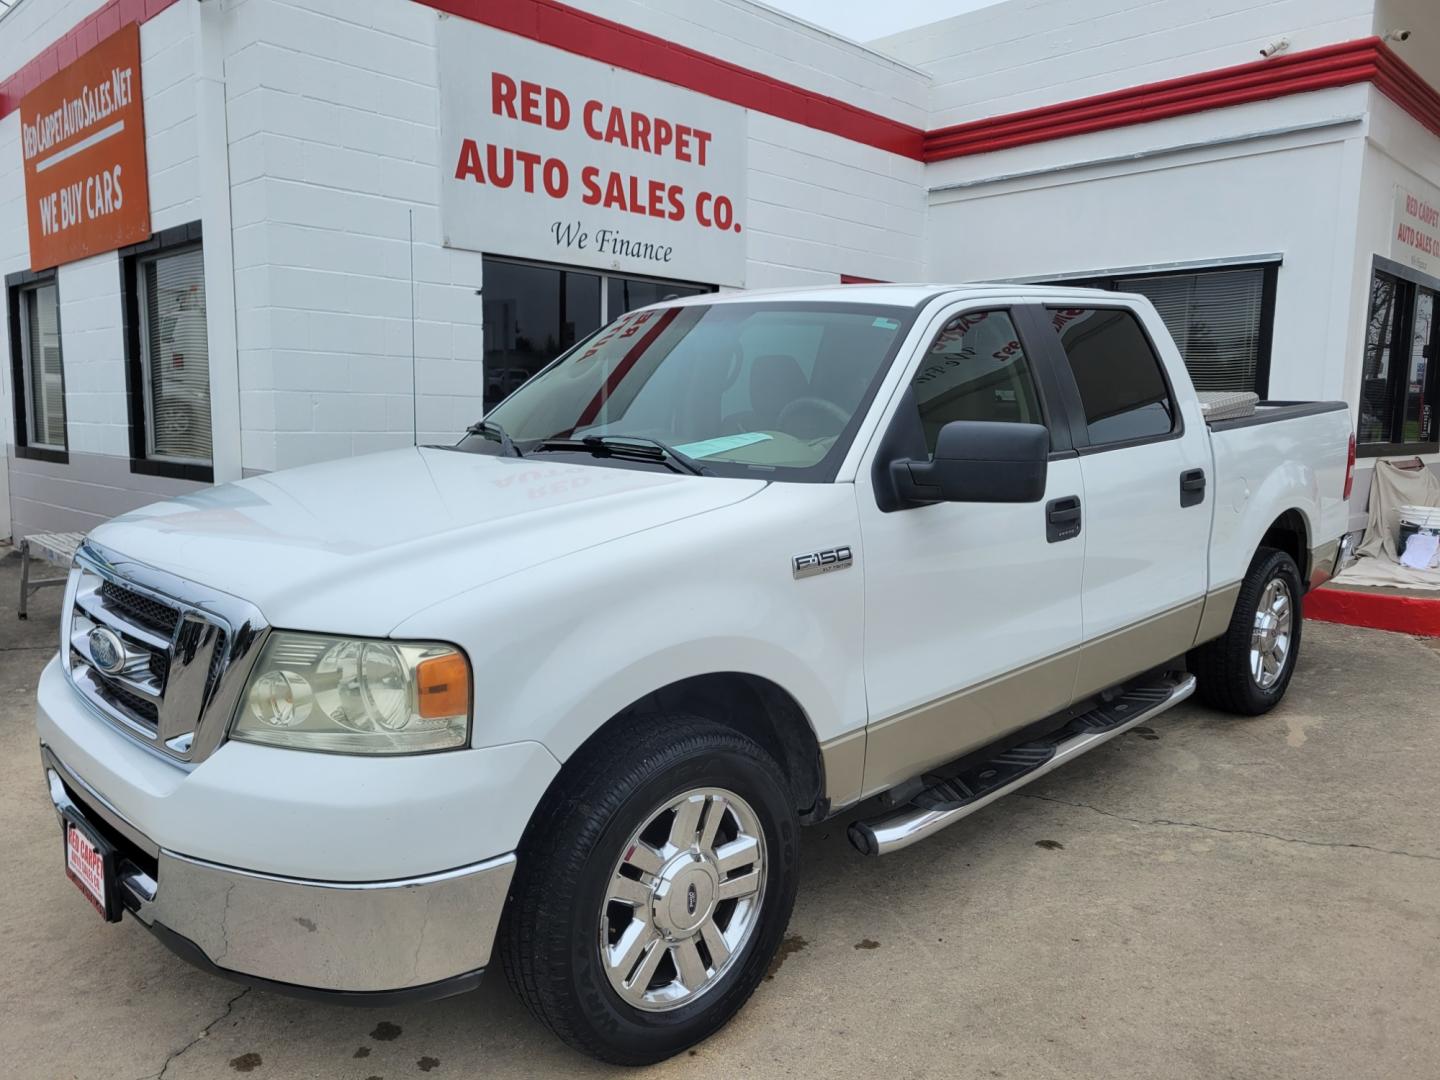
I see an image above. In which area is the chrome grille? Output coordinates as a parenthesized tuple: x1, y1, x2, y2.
(99, 579, 180, 636)
(62, 542, 269, 765)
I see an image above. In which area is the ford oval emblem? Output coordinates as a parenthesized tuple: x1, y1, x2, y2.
(87, 627, 127, 676)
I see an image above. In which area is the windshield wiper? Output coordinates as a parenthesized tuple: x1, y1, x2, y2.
(465, 419, 522, 458)
(533, 434, 710, 476)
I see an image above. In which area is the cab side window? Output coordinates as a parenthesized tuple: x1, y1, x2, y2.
(911, 309, 1044, 456)
(1050, 307, 1175, 445)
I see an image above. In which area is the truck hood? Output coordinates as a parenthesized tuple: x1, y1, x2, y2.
(89, 447, 766, 636)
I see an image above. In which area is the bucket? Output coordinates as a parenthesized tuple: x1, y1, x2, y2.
(1398, 505, 1440, 560)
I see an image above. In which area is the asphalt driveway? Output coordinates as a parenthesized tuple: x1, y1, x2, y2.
(1, 550, 1435, 1079)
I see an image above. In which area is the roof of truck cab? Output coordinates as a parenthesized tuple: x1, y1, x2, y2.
(652, 282, 1119, 309)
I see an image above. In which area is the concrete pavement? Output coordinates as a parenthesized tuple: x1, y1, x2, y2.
(0, 549, 1435, 1079)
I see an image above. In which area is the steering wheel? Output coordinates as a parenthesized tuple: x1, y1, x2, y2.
(777, 396, 850, 438)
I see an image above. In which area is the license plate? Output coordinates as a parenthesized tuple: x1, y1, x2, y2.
(65, 820, 111, 919)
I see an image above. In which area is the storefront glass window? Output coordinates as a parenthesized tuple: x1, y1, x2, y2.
(482, 257, 711, 410)
(1359, 271, 1400, 444)
(607, 276, 709, 317)
(1358, 267, 1439, 455)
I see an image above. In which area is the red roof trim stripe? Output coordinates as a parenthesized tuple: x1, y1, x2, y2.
(0, 0, 181, 118)
(412, 0, 927, 158)
(924, 38, 1440, 160)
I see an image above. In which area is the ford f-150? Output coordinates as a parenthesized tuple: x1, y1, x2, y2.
(34, 284, 1358, 1063)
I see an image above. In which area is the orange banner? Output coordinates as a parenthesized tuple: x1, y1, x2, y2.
(20, 23, 150, 272)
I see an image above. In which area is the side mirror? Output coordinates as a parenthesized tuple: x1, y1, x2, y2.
(891, 420, 1048, 505)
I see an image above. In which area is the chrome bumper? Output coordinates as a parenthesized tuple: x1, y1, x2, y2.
(42, 746, 514, 999)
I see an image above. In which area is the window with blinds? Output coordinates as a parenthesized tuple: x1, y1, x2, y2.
(19, 281, 67, 451)
(1117, 268, 1266, 393)
(1038, 264, 1274, 395)
(138, 246, 211, 463)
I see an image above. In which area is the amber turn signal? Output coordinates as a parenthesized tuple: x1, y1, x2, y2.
(415, 651, 470, 719)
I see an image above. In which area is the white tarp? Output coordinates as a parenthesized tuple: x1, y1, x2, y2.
(1336, 459, 1440, 589)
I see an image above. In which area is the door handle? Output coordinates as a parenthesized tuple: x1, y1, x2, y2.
(1180, 468, 1206, 508)
(1046, 495, 1082, 543)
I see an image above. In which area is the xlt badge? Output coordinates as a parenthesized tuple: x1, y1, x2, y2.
(793, 545, 854, 579)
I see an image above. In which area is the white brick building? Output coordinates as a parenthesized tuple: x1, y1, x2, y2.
(0, 0, 1436, 538)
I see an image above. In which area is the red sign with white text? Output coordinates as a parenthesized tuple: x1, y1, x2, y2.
(20, 23, 151, 271)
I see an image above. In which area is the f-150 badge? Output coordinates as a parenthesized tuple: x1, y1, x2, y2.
(793, 546, 854, 579)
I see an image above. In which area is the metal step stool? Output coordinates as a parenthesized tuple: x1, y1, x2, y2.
(18, 532, 84, 620)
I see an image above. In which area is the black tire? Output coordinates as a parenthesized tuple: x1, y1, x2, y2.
(499, 715, 800, 1065)
(1190, 546, 1304, 715)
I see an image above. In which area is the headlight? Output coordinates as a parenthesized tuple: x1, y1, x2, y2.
(231, 632, 471, 754)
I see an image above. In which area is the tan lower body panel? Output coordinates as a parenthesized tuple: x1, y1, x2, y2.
(856, 596, 1212, 801)
(1193, 582, 1241, 646)
(1071, 598, 1204, 701)
(818, 728, 867, 811)
(861, 648, 1079, 799)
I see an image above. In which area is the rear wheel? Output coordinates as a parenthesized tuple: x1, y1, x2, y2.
(1190, 547, 1304, 715)
(500, 715, 799, 1065)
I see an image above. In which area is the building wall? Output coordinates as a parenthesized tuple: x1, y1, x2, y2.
(1, 0, 1435, 543)
(924, 87, 1370, 400)
(874, 0, 1379, 128)
(0, 0, 930, 533)
(210, 0, 930, 473)
(1349, 88, 1440, 480)
(1, 0, 206, 539)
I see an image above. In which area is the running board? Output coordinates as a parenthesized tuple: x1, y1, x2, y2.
(848, 673, 1196, 856)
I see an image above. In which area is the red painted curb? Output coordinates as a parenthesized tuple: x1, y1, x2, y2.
(1304, 585, 1440, 637)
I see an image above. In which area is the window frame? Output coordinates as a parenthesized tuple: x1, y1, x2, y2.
(6, 267, 68, 464)
(1030, 302, 1187, 456)
(1356, 256, 1440, 459)
(119, 221, 213, 482)
(1036, 261, 1278, 398)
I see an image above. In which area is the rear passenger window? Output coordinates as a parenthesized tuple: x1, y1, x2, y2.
(1051, 308, 1175, 445)
(911, 310, 1044, 456)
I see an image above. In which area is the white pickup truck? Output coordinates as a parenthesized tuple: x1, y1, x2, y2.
(35, 284, 1356, 1064)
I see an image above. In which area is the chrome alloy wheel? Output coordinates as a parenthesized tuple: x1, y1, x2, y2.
(599, 787, 766, 1012)
(1251, 576, 1294, 689)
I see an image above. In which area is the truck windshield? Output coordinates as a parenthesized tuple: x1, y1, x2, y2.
(467, 301, 915, 480)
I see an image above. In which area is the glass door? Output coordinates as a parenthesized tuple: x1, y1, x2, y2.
(1400, 286, 1437, 445)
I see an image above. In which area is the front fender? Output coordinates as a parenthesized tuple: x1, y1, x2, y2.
(391, 482, 868, 771)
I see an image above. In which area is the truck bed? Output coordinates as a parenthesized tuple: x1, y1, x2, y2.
(1205, 399, 1349, 432)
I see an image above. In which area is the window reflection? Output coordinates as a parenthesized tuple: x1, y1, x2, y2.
(481, 258, 713, 410)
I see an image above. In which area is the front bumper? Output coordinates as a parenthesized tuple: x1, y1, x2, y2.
(43, 746, 515, 1000)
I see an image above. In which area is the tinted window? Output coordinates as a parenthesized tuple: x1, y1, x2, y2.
(1051, 308, 1174, 445)
(481, 260, 602, 411)
(607, 276, 709, 316)
(911, 310, 1043, 455)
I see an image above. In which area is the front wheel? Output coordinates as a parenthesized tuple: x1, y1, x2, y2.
(1190, 546, 1304, 715)
(499, 716, 799, 1065)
